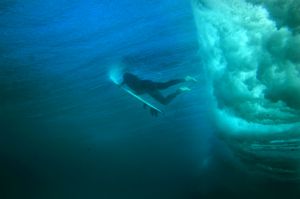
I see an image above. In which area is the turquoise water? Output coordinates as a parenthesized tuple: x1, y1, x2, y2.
(0, 0, 299, 198)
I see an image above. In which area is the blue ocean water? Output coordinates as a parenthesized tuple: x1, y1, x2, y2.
(0, 0, 299, 198)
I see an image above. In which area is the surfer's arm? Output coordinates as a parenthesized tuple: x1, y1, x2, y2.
(119, 80, 125, 87)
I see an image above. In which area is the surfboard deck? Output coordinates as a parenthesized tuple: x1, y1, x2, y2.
(112, 81, 163, 115)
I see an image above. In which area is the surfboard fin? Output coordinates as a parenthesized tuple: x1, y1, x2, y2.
(143, 103, 147, 109)
(150, 108, 159, 117)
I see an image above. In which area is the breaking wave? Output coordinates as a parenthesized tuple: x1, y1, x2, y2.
(193, 0, 300, 178)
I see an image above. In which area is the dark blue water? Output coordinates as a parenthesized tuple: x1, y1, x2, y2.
(1, 0, 300, 198)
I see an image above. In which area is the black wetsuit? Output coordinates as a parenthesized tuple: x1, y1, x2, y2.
(121, 73, 184, 105)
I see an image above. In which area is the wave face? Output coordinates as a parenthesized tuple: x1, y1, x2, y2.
(193, 0, 300, 178)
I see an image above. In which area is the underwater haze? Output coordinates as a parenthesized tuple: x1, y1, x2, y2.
(1, 0, 300, 199)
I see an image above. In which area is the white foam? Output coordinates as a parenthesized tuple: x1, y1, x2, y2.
(108, 64, 125, 85)
(193, 0, 300, 132)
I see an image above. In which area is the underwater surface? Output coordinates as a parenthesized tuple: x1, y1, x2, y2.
(0, 0, 299, 198)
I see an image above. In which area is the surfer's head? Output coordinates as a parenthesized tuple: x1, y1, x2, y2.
(123, 72, 139, 83)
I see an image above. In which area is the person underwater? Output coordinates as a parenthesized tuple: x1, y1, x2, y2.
(120, 72, 197, 106)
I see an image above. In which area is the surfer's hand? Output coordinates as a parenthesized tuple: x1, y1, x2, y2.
(118, 83, 123, 88)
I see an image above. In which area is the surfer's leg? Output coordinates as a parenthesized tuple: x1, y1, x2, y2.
(148, 90, 182, 105)
(153, 79, 185, 90)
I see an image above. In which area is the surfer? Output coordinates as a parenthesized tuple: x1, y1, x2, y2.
(120, 72, 197, 105)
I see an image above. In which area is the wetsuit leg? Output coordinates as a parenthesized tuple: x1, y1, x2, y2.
(148, 90, 181, 105)
(153, 79, 185, 90)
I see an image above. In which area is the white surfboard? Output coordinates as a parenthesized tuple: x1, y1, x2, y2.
(112, 81, 163, 115)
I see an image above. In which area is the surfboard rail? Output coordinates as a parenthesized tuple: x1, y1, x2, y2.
(112, 81, 163, 116)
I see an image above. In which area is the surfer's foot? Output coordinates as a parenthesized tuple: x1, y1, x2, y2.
(177, 86, 191, 94)
(184, 75, 198, 82)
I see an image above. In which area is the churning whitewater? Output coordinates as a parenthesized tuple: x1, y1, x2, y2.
(193, 0, 300, 177)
